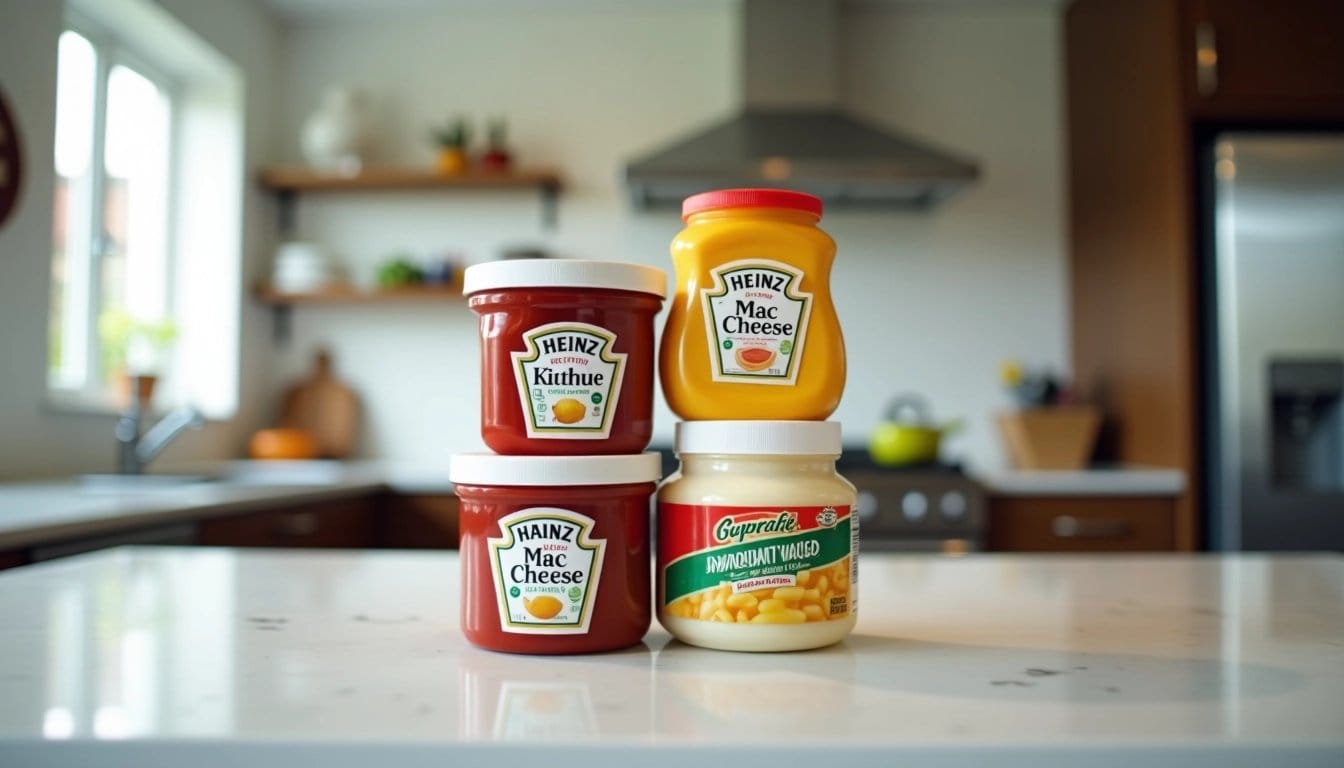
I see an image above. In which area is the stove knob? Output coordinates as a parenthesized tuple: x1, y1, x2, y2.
(901, 491, 928, 522)
(857, 491, 879, 522)
(940, 491, 967, 519)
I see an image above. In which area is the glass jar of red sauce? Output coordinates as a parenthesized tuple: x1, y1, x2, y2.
(463, 259, 667, 455)
(450, 452, 661, 654)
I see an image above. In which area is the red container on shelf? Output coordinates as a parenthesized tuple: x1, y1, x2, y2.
(462, 259, 667, 455)
(450, 452, 661, 654)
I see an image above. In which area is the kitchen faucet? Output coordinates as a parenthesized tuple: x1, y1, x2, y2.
(114, 376, 205, 474)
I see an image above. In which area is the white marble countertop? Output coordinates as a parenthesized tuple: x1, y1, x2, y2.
(971, 466, 1186, 496)
(0, 549, 1338, 767)
(0, 461, 453, 551)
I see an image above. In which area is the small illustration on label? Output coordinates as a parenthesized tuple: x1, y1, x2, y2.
(489, 508, 605, 635)
(701, 260, 812, 385)
(512, 322, 625, 439)
(817, 507, 838, 527)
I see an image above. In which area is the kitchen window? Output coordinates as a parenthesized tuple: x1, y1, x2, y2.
(50, 26, 176, 403)
(47, 1, 244, 419)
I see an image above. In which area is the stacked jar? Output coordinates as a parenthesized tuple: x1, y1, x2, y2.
(450, 260, 667, 654)
(657, 189, 858, 652)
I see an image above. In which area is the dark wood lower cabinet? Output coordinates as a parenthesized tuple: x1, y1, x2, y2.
(198, 496, 377, 549)
(196, 493, 460, 550)
(9, 492, 462, 561)
(375, 493, 460, 549)
(989, 496, 1177, 552)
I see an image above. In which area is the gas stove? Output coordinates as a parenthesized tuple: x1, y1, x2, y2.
(836, 449, 987, 553)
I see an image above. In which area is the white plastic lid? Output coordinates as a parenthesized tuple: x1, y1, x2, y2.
(674, 421, 843, 456)
(449, 452, 663, 487)
(462, 259, 667, 298)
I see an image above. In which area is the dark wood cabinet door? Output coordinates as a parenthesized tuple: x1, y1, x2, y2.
(376, 494, 459, 549)
(989, 496, 1177, 552)
(198, 497, 376, 549)
(1188, 0, 1344, 117)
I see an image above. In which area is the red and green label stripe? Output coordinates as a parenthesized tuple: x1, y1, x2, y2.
(662, 517, 851, 602)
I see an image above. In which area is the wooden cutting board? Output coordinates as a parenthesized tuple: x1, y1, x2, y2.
(279, 349, 360, 459)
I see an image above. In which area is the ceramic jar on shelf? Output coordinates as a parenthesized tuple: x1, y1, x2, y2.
(301, 86, 367, 174)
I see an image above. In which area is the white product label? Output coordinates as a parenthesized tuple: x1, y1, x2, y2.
(488, 508, 606, 635)
(701, 260, 812, 385)
(512, 322, 626, 439)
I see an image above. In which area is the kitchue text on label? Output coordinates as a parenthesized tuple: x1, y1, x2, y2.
(511, 322, 626, 439)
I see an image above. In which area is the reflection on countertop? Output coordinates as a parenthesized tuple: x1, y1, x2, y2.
(0, 549, 1339, 765)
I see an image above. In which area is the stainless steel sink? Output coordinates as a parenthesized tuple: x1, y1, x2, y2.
(213, 461, 349, 486)
(77, 461, 351, 493)
(78, 473, 215, 493)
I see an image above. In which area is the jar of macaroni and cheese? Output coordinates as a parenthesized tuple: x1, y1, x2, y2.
(660, 188, 846, 421)
(657, 421, 857, 652)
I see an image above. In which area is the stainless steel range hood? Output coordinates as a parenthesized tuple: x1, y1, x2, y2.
(625, 0, 979, 210)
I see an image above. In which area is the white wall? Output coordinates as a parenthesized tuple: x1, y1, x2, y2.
(0, 0, 69, 479)
(272, 1, 1065, 469)
(834, 3, 1067, 466)
(0, 0, 280, 480)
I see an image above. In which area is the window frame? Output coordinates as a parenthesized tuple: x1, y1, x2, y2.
(49, 12, 182, 409)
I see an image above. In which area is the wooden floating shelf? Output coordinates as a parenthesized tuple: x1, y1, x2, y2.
(257, 166, 563, 193)
(254, 283, 462, 306)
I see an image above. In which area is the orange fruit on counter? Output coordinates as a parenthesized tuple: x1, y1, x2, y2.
(248, 428, 320, 460)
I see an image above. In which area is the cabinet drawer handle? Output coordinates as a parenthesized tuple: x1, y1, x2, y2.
(1051, 515, 1132, 539)
(1195, 22, 1218, 96)
(273, 512, 320, 537)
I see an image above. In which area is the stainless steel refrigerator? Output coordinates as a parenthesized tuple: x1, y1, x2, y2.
(1208, 133, 1344, 551)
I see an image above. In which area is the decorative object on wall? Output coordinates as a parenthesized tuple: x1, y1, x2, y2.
(301, 86, 367, 174)
(431, 116, 470, 175)
(0, 84, 23, 230)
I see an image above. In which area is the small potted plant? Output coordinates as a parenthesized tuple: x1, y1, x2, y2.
(98, 309, 177, 407)
(432, 116, 471, 175)
(479, 117, 512, 172)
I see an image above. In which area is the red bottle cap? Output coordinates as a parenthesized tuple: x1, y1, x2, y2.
(681, 188, 824, 221)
